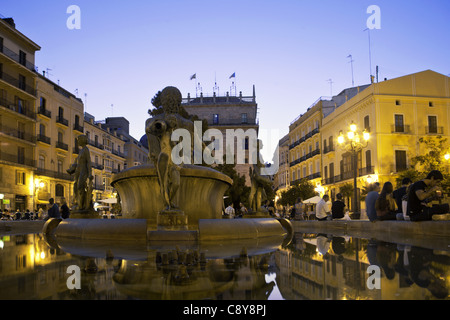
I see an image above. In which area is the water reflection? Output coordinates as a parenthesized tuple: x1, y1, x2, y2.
(0, 233, 448, 300)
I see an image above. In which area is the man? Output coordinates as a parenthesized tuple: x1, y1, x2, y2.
(393, 178, 412, 213)
(60, 197, 70, 219)
(331, 193, 346, 220)
(316, 195, 331, 221)
(365, 182, 380, 222)
(406, 170, 449, 221)
(224, 203, 235, 219)
(47, 198, 60, 219)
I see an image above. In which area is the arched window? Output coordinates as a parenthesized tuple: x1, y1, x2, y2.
(55, 184, 64, 197)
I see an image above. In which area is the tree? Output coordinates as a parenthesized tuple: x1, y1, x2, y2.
(339, 183, 354, 210)
(215, 162, 250, 209)
(278, 178, 317, 207)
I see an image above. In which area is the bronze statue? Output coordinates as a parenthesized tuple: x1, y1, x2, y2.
(248, 140, 271, 213)
(145, 87, 191, 211)
(67, 134, 93, 211)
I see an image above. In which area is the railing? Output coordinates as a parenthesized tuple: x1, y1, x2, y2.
(37, 134, 51, 145)
(0, 43, 36, 72)
(37, 106, 51, 118)
(88, 139, 104, 150)
(111, 149, 126, 158)
(391, 124, 411, 134)
(35, 168, 73, 181)
(323, 145, 335, 154)
(0, 70, 36, 96)
(0, 124, 35, 143)
(0, 97, 36, 120)
(73, 123, 84, 133)
(389, 164, 408, 173)
(359, 166, 374, 176)
(289, 149, 321, 167)
(289, 128, 320, 150)
(56, 116, 69, 127)
(426, 126, 443, 135)
(0, 151, 35, 167)
(55, 141, 68, 151)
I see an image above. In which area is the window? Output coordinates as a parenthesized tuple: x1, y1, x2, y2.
(241, 113, 248, 124)
(39, 124, 45, 136)
(18, 75, 26, 91)
(429, 101, 434, 107)
(428, 116, 437, 133)
(57, 160, 63, 173)
(395, 100, 401, 106)
(364, 115, 370, 131)
(55, 184, 64, 197)
(213, 114, 219, 125)
(0, 37, 3, 52)
(329, 163, 334, 179)
(19, 50, 27, 66)
(58, 131, 63, 143)
(38, 155, 45, 170)
(16, 170, 26, 185)
(17, 147, 25, 165)
(395, 150, 407, 172)
(394, 114, 404, 132)
(366, 150, 372, 169)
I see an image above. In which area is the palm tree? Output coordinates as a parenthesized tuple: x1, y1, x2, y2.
(339, 183, 354, 211)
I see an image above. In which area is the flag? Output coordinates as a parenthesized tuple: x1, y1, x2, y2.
(229, 72, 235, 79)
(190, 73, 196, 80)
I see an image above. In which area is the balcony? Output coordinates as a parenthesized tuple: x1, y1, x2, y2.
(112, 149, 126, 158)
(92, 162, 104, 170)
(359, 166, 375, 176)
(390, 164, 409, 173)
(0, 43, 36, 72)
(391, 124, 411, 134)
(37, 106, 51, 119)
(426, 126, 443, 135)
(0, 151, 35, 167)
(35, 168, 73, 181)
(73, 123, 84, 133)
(56, 116, 69, 127)
(0, 124, 35, 144)
(323, 145, 335, 154)
(37, 134, 51, 145)
(0, 70, 36, 96)
(0, 97, 36, 120)
(88, 139, 104, 150)
(55, 141, 69, 151)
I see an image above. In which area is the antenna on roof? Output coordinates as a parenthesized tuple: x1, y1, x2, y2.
(327, 79, 334, 96)
(347, 54, 355, 86)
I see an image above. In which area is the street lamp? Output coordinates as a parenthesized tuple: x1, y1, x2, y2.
(337, 122, 370, 219)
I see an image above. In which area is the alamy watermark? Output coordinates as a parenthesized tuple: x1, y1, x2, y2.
(168, 121, 280, 176)
(67, 5, 81, 30)
(66, 265, 81, 289)
(366, 5, 381, 30)
(366, 265, 381, 290)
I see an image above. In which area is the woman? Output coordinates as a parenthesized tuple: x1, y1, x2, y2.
(375, 182, 397, 220)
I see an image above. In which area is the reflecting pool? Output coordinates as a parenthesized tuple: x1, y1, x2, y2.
(0, 232, 448, 300)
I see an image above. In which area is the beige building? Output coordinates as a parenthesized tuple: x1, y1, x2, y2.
(182, 88, 259, 185)
(321, 70, 450, 213)
(0, 17, 40, 212)
(84, 113, 126, 202)
(273, 134, 290, 207)
(34, 73, 84, 208)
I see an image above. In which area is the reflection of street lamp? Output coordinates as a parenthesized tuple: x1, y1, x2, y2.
(445, 153, 450, 161)
(338, 122, 370, 218)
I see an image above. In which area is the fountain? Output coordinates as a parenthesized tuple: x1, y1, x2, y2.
(43, 86, 292, 247)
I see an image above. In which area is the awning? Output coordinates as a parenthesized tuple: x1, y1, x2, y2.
(302, 196, 322, 204)
(98, 198, 117, 204)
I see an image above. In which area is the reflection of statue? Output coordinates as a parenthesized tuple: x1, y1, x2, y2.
(145, 87, 190, 211)
(67, 135, 93, 211)
(248, 140, 271, 213)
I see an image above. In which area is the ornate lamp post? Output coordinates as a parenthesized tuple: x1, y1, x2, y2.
(337, 122, 370, 219)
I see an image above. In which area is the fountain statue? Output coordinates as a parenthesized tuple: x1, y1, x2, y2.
(43, 86, 292, 245)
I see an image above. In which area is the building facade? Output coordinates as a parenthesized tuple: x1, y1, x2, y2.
(34, 73, 84, 208)
(182, 88, 259, 185)
(0, 18, 40, 212)
(320, 70, 450, 213)
(84, 113, 126, 203)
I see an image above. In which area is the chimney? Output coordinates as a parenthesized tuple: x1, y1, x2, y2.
(2, 18, 16, 28)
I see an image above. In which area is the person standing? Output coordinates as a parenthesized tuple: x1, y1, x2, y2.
(406, 170, 449, 221)
(365, 182, 380, 222)
(316, 195, 331, 221)
(47, 198, 60, 220)
(331, 193, 346, 220)
(60, 197, 70, 219)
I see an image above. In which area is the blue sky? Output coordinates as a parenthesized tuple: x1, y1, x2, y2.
(2, 0, 450, 161)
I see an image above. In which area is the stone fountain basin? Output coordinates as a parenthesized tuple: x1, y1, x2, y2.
(111, 164, 233, 229)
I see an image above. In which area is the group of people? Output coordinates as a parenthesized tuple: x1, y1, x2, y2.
(0, 197, 71, 221)
(365, 170, 449, 222)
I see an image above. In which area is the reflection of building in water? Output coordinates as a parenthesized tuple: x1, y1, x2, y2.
(0, 234, 124, 299)
(276, 233, 450, 300)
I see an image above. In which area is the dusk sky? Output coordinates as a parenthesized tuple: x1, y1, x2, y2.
(2, 0, 449, 161)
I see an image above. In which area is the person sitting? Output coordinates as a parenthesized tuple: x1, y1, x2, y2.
(316, 195, 331, 221)
(365, 182, 380, 222)
(331, 193, 346, 220)
(393, 178, 412, 213)
(375, 182, 398, 220)
(406, 170, 450, 221)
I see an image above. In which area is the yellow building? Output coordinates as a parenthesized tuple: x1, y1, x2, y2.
(0, 18, 40, 211)
(84, 113, 126, 203)
(321, 70, 450, 213)
(34, 73, 84, 208)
